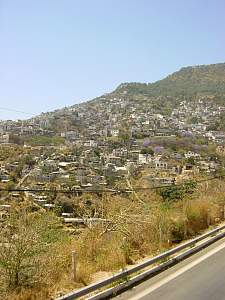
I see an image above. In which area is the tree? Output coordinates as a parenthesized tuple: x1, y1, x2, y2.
(0, 202, 66, 291)
(22, 154, 36, 167)
(140, 148, 154, 155)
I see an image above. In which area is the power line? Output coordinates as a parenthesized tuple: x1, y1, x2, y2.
(0, 175, 223, 195)
(0, 106, 36, 116)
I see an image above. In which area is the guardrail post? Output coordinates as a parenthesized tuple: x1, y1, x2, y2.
(71, 250, 77, 281)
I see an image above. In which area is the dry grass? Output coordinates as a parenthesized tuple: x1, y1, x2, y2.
(3, 179, 225, 299)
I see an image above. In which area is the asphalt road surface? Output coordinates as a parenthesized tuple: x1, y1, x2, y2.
(116, 238, 225, 300)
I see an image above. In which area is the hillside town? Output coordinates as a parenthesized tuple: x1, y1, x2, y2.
(1, 94, 225, 220)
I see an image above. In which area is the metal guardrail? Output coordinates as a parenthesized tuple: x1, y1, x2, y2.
(56, 223, 225, 300)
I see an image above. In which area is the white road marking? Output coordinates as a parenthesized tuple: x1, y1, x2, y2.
(127, 241, 225, 300)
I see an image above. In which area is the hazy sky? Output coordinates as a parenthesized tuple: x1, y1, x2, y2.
(0, 0, 224, 120)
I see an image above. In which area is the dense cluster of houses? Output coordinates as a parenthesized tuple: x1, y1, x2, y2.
(0, 96, 225, 144)
(0, 95, 224, 213)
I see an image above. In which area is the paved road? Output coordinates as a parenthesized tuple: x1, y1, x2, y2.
(116, 238, 225, 300)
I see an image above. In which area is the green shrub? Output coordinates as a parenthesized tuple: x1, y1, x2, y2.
(158, 180, 197, 202)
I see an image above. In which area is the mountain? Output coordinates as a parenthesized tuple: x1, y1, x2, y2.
(115, 63, 225, 97)
(24, 62, 225, 134)
(3, 62, 225, 145)
(36, 62, 225, 120)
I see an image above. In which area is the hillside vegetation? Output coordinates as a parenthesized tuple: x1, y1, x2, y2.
(2, 178, 225, 300)
(116, 63, 225, 97)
